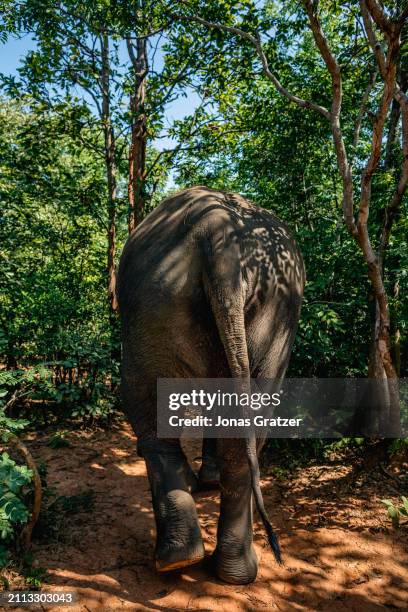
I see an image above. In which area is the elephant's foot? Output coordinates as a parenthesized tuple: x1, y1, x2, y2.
(155, 490, 205, 572)
(213, 540, 258, 584)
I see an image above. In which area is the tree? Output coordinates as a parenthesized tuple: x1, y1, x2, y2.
(118, 0, 222, 230)
(0, 0, 124, 319)
(171, 0, 408, 434)
(0, 97, 120, 416)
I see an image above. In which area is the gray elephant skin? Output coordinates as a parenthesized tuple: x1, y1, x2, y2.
(117, 186, 305, 584)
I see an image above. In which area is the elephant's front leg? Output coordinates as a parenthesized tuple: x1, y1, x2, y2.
(138, 439, 205, 572)
(214, 438, 258, 584)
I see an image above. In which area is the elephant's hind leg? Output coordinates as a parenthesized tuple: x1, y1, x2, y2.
(122, 372, 204, 572)
(198, 438, 220, 489)
(214, 438, 258, 584)
(138, 439, 205, 572)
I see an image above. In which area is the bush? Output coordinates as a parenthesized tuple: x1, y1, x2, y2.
(0, 452, 33, 568)
(0, 374, 42, 566)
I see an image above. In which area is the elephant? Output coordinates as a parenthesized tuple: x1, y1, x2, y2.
(117, 186, 305, 584)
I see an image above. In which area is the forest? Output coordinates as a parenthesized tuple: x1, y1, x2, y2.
(0, 0, 407, 609)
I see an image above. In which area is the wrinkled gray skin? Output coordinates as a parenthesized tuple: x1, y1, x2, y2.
(117, 186, 305, 584)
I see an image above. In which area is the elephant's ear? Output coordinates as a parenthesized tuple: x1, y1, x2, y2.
(201, 210, 282, 565)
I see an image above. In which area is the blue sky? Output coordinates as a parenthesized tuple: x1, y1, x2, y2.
(0, 34, 201, 153)
(0, 35, 35, 75)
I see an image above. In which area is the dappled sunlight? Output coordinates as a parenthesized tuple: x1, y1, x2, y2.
(89, 463, 105, 470)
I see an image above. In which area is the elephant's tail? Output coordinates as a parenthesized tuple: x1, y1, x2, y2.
(202, 212, 282, 564)
(246, 432, 282, 564)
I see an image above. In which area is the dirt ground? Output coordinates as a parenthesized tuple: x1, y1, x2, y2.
(11, 423, 408, 610)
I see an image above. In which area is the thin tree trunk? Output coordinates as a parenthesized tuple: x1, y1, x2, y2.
(384, 99, 401, 168)
(392, 280, 401, 378)
(367, 67, 407, 433)
(8, 433, 43, 548)
(384, 40, 407, 169)
(303, 0, 403, 435)
(101, 33, 118, 317)
(367, 99, 398, 390)
(127, 36, 148, 233)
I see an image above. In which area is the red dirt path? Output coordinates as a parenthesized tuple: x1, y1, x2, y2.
(22, 423, 408, 610)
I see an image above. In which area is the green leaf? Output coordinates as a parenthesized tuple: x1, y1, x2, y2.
(0, 492, 30, 524)
(387, 506, 400, 530)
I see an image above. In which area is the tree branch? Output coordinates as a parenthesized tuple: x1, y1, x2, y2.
(398, 4, 408, 25)
(379, 76, 408, 270)
(364, 0, 395, 36)
(358, 38, 399, 240)
(126, 37, 137, 68)
(302, 0, 357, 236)
(360, 0, 387, 78)
(150, 60, 192, 112)
(169, 12, 330, 119)
(5, 433, 42, 548)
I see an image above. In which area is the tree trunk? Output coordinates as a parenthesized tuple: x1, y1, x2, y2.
(384, 43, 407, 169)
(366, 297, 397, 435)
(101, 33, 118, 318)
(128, 37, 148, 233)
(365, 69, 407, 436)
(8, 433, 42, 549)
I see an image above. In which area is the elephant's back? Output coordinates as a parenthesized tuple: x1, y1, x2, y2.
(118, 185, 304, 312)
(117, 186, 252, 310)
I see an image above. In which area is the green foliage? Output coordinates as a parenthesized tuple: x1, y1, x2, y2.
(0, 368, 37, 568)
(263, 437, 367, 468)
(47, 431, 70, 449)
(0, 453, 33, 567)
(0, 98, 120, 424)
(0, 544, 9, 568)
(382, 497, 408, 530)
(23, 561, 48, 588)
(0, 547, 47, 588)
(389, 438, 408, 455)
(0, 367, 51, 433)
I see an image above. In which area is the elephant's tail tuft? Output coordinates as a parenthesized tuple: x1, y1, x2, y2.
(246, 433, 283, 565)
